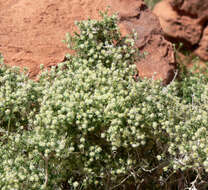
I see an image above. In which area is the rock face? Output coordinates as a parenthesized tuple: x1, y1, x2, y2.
(169, 0, 208, 23)
(0, 0, 175, 83)
(195, 26, 208, 61)
(153, 0, 208, 61)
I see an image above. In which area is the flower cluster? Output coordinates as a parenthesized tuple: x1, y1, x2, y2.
(0, 64, 39, 135)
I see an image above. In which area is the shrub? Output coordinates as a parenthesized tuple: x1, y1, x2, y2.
(0, 11, 208, 190)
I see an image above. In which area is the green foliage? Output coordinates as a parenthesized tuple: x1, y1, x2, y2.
(144, 0, 161, 9)
(0, 11, 208, 190)
(0, 53, 3, 64)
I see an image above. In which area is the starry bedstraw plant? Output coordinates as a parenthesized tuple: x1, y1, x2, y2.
(0, 63, 39, 137)
(63, 11, 138, 69)
(1, 11, 208, 190)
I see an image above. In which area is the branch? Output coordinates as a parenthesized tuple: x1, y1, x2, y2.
(141, 161, 169, 173)
(112, 173, 132, 190)
(40, 153, 49, 188)
(185, 173, 199, 190)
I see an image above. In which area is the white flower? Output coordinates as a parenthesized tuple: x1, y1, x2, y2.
(89, 33, 93, 39)
(69, 147, 75, 153)
(157, 155, 162, 161)
(73, 181, 79, 188)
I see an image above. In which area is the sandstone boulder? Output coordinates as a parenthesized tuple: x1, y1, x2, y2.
(0, 0, 175, 83)
(153, 1, 203, 46)
(118, 3, 175, 84)
(153, 0, 208, 61)
(169, 0, 208, 24)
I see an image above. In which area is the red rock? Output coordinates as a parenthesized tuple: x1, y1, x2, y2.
(169, 0, 208, 24)
(0, 0, 106, 77)
(0, 0, 175, 83)
(154, 0, 208, 61)
(119, 4, 175, 84)
(153, 1, 203, 46)
(195, 26, 208, 61)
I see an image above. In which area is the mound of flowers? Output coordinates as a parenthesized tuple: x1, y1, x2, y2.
(0, 11, 208, 189)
